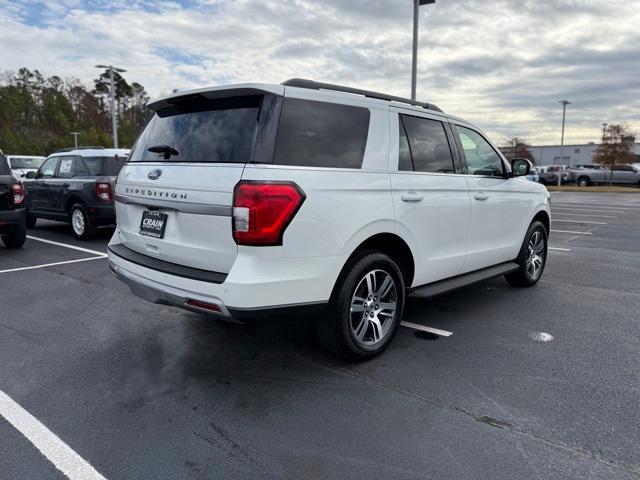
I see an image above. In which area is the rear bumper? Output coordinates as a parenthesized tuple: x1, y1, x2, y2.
(0, 208, 26, 234)
(107, 235, 340, 324)
(88, 205, 116, 225)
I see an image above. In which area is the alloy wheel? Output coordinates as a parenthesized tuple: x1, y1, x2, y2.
(349, 269, 397, 346)
(72, 208, 85, 236)
(526, 230, 546, 280)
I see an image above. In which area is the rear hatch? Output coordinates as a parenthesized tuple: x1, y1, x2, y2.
(114, 86, 283, 274)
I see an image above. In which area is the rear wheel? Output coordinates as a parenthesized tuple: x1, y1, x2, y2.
(505, 221, 548, 287)
(70, 204, 97, 240)
(2, 225, 26, 249)
(317, 252, 405, 361)
(577, 176, 590, 187)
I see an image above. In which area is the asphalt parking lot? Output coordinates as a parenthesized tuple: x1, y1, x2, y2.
(1, 192, 639, 480)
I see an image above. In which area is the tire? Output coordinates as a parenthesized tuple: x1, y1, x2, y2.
(2, 225, 26, 249)
(26, 213, 37, 228)
(317, 252, 405, 361)
(505, 221, 548, 287)
(577, 176, 590, 187)
(69, 204, 97, 240)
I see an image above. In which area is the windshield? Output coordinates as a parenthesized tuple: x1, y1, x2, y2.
(9, 157, 45, 169)
(129, 95, 262, 163)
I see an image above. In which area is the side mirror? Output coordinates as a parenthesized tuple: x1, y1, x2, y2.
(510, 158, 532, 177)
(26, 171, 36, 179)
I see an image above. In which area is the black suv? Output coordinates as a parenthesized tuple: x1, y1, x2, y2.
(0, 153, 27, 248)
(25, 148, 128, 239)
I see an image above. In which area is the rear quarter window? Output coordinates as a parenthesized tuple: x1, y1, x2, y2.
(273, 98, 370, 169)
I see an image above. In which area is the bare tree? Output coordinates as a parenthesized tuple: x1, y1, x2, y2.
(500, 137, 535, 163)
(593, 124, 636, 184)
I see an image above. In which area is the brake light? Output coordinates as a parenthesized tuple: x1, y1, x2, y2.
(96, 183, 112, 201)
(11, 183, 24, 207)
(232, 181, 305, 246)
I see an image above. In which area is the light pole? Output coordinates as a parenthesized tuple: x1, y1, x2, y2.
(601, 123, 608, 143)
(558, 100, 571, 186)
(95, 64, 127, 149)
(411, 0, 436, 101)
(70, 131, 80, 149)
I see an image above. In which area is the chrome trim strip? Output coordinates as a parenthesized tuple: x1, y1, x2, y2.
(114, 193, 231, 216)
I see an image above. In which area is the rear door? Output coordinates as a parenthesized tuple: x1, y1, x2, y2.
(389, 110, 470, 285)
(611, 164, 636, 183)
(114, 91, 280, 274)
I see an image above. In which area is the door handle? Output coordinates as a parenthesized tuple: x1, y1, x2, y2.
(474, 192, 489, 201)
(401, 192, 423, 202)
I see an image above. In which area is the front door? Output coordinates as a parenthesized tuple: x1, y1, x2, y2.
(389, 110, 471, 286)
(29, 157, 59, 213)
(452, 124, 534, 273)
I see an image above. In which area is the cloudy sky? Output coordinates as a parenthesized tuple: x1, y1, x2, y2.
(1, 0, 639, 145)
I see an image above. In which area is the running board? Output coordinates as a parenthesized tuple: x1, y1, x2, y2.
(409, 262, 519, 299)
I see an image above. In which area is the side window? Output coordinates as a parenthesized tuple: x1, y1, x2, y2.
(455, 126, 504, 177)
(400, 115, 455, 173)
(273, 98, 370, 169)
(37, 158, 59, 178)
(58, 157, 74, 178)
(79, 157, 106, 176)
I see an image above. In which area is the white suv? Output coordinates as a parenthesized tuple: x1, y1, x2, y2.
(108, 79, 551, 360)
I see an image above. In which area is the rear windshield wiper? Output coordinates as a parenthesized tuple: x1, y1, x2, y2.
(147, 144, 179, 159)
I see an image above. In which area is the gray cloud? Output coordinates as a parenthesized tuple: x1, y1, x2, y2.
(0, 0, 638, 144)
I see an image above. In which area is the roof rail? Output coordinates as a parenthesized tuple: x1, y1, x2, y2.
(54, 146, 106, 153)
(282, 78, 443, 113)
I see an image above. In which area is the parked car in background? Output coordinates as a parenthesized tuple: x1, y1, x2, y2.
(539, 165, 573, 185)
(0, 153, 27, 248)
(108, 79, 551, 360)
(526, 167, 540, 183)
(6, 155, 46, 179)
(570, 164, 640, 186)
(24, 148, 129, 239)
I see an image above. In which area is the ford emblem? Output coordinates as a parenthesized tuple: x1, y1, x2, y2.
(148, 169, 162, 180)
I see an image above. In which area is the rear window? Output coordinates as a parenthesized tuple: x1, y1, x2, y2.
(129, 95, 262, 163)
(76, 157, 106, 176)
(273, 98, 370, 169)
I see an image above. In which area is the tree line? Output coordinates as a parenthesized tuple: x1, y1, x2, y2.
(0, 68, 151, 156)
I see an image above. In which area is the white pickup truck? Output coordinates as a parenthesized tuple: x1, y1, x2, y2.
(570, 164, 640, 186)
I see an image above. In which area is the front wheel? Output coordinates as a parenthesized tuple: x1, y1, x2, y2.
(505, 221, 548, 287)
(70, 204, 97, 240)
(317, 252, 405, 361)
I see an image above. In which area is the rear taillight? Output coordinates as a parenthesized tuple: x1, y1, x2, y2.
(11, 183, 25, 207)
(232, 181, 305, 246)
(95, 183, 112, 201)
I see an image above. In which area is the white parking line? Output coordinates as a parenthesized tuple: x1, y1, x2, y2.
(550, 229, 592, 235)
(549, 247, 571, 251)
(552, 219, 607, 225)
(552, 212, 617, 218)
(401, 321, 453, 337)
(27, 235, 107, 257)
(0, 256, 106, 274)
(0, 388, 107, 480)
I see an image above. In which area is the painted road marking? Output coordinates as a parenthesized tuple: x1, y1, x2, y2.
(401, 321, 453, 337)
(0, 256, 106, 274)
(26, 235, 107, 257)
(0, 388, 107, 480)
(549, 247, 571, 251)
(550, 229, 592, 235)
(551, 203, 630, 212)
(552, 219, 607, 225)
(551, 212, 617, 218)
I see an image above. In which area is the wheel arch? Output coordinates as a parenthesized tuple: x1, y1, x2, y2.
(340, 232, 415, 290)
(532, 209, 550, 235)
(64, 194, 85, 213)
